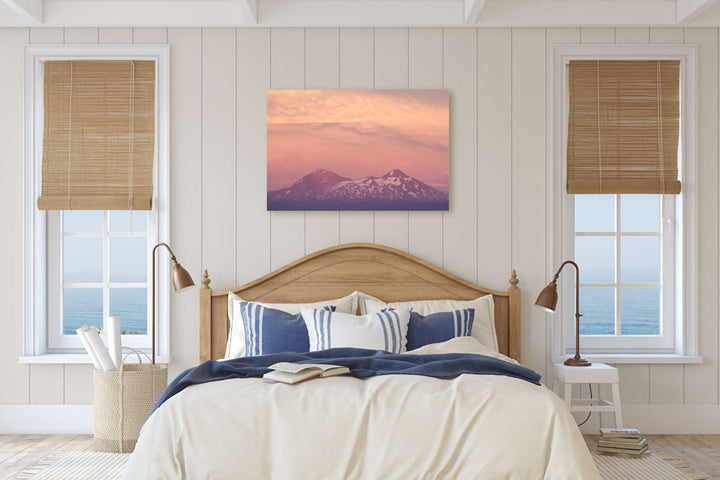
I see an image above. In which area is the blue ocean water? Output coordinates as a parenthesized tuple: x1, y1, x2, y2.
(63, 288, 147, 335)
(62, 283, 659, 337)
(580, 287, 660, 335)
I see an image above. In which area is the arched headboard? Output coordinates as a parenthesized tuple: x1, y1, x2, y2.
(199, 243, 521, 362)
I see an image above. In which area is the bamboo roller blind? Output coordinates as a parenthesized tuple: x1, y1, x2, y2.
(567, 60, 681, 195)
(37, 60, 155, 210)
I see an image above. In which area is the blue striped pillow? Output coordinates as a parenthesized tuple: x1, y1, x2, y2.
(406, 308, 475, 350)
(240, 302, 335, 357)
(301, 308, 411, 353)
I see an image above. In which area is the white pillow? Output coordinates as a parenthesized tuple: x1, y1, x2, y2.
(358, 292, 498, 352)
(301, 308, 411, 353)
(405, 337, 518, 365)
(225, 291, 358, 359)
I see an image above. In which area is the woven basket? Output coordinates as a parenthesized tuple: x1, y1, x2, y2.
(93, 350, 167, 453)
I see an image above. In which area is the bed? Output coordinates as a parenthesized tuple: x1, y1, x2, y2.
(124, 243, 599, 479)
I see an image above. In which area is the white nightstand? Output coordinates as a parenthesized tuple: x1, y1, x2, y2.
(552, 362, 623, 428)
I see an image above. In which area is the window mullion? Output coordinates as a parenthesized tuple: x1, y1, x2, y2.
(103, 210, 110, 333)
(616, 194, 622, 337)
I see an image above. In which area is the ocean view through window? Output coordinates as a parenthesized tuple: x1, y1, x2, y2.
(62, 210, 149, 336)
(575, 195, 663, 337)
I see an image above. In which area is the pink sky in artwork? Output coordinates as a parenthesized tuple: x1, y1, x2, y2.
(267, 89, 449, 192)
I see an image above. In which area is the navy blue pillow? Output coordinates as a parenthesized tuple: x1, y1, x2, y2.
(405, 308, 475, 350)
(240, 302, 335, 356)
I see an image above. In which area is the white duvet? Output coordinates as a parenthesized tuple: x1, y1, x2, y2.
(125, 338, 599, 479)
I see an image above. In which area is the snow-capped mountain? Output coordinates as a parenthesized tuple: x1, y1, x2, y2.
(268, 168, 449, 211)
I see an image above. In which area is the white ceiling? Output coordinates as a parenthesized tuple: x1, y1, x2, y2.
(2, 0, 720, 27)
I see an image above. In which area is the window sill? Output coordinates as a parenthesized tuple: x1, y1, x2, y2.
(19, 354, 171, 365)
(551, 354, 702, 365)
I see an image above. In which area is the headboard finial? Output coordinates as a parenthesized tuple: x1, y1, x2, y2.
(509, 269, 519, 289)
(201, 269, 211, 289)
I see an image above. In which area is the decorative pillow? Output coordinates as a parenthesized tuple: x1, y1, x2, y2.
(225, 292, 358, 359)
(238, 303, 335, 357)
(358, 292, 498, 352)
(301, 308, 411, 353)
(405, 308, 475, 350)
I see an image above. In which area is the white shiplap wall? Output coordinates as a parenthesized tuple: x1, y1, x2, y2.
(0, 26, 718, 433)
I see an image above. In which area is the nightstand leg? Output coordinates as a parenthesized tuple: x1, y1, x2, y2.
(611, 383, 623, 428)
(563, 382, 572, 407)
(596, 384, 603, 429)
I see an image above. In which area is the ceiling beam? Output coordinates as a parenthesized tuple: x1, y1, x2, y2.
(0, 0, 42, 23)
(237, 0, 257, 23)
(677, 0, 720, 23)
(464, 0, 487, 24)
(0, 0, 679, 28)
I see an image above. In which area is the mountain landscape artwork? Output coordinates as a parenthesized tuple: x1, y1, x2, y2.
(267, 89, 449, 211)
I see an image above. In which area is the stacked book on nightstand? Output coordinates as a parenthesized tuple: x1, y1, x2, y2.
(597, 428, 648, 456)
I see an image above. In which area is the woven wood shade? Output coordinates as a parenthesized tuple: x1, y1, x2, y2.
(567, 60, 681, 195)
(37, 60, 155, 210)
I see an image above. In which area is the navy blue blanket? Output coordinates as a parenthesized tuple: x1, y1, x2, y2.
(152, 348, 541, 414)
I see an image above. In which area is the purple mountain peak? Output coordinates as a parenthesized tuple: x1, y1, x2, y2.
(291, 169, 350, 188)
(383, 169, 409, 178)
(269, 167, 448, 211)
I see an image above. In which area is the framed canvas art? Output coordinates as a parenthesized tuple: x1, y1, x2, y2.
(267, 89, 449, 211)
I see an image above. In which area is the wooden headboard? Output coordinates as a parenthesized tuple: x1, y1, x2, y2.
(199, 243, 521, 363)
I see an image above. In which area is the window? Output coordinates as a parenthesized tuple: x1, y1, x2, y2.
(47, 211, 152, 351)
(570, 194, 675, 351)
(549, 45, 698, 357)
(23, 45, 170, 360)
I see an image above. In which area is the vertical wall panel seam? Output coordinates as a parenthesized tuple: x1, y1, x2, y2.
(717, 25, 720, 406)
(475, 26, 480, 283)
(509, 28, 513, 272)
(200, 28, 204, 272)
(544, 27, 548, 375)
(474, 27, 479, 284)
(30, 26, 34, 406)
(235, 28, 239, 286)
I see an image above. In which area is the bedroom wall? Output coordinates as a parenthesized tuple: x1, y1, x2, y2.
(0, 25, 718, 433)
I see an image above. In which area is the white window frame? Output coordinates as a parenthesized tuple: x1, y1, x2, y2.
(47, 210, 153, 351)
(569, 194, 674, 351)
(547, 44, 699, 358)
(22, 45, 171, 360)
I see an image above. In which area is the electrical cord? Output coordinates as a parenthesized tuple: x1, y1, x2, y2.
(577, 383, 593, 427)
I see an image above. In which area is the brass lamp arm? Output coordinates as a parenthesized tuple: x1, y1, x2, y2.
(153, 242, 178, 263)
(552, 260, 582, 321)
(151, 243, 177, 365)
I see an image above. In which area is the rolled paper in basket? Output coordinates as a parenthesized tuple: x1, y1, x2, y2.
(107, 316, 122, 370)
(80, 326, 116, 371)
(76, 326, 102, 370)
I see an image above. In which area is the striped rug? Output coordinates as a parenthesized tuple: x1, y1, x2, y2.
(8, 451, 130, 480)
(8, 448, 712, 479)
(592, 450, 711, 480)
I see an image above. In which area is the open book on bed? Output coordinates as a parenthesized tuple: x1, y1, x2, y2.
(263, 362, 350, 385)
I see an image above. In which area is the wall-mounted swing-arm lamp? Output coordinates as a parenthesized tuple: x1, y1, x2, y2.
(152, 242, 195, 364)
(535, 260, 591, 367)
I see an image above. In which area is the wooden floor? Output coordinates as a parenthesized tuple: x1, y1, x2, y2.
(0, 434, 94, 480)
(0, 434, 718, 479)
(585, 435, 720, 479)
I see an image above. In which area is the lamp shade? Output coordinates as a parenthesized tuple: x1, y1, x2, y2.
(171, 262, 195, 292)
(535, 281, 558, 313)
